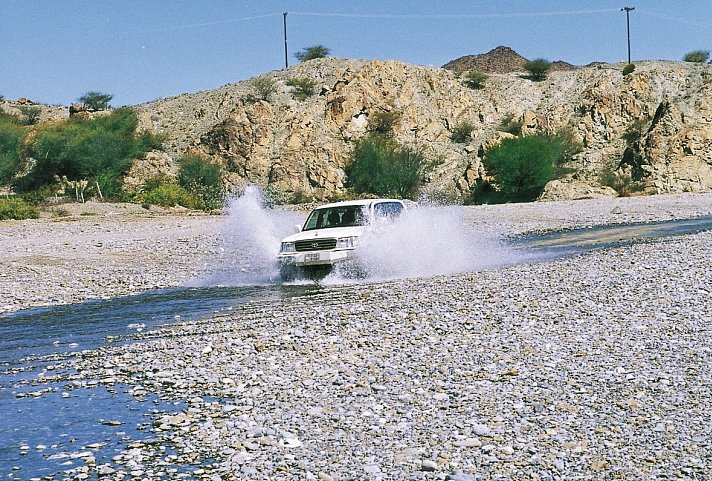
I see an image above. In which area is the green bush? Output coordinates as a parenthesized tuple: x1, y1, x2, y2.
(138, 182, 199, 209)
(17, 108, 162, 192)
(177, 155, 225, 210)
(480, 133, 578, 202)
(599, 167, 643, 197)
(347, 135, 432, 199)
(295, 45, 330, 62)
(286, 77, 317, 100)
(451, 121, 475, 143)
(78, 91, 113, 111)
(94, 171, 126, 201)
(498, 113, 523, 136)
(462, 71, 488, 89)
(19, 106, 41, 125)
(247, 77, 278, 103)
(683, 50, 710, 63)
(0, 110, 25, 184)
(622, 117, 650, 144)
(523, 58, 551, 81)
(367, 111, 401, 136)
(622, 63, 635, 76)
(0, 197, 40, 220)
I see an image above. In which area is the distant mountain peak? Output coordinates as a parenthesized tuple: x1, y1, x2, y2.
(442, 45, 577, 73)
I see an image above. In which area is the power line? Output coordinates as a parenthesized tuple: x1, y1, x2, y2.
(107, 12, 283, 36)
(290, 9, 621, 20)
(637, 11, 712, 30)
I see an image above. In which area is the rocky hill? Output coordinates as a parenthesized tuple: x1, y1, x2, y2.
(442, 46, 578, 74)
(6, 47, 712, 203)
(129, 52, 712, 202)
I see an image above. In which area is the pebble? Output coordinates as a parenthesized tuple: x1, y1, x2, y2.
(4, 194, 712, 480)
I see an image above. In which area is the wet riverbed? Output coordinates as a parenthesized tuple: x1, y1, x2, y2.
(1, 215, 711, 479)
(0, 285, 321, 479)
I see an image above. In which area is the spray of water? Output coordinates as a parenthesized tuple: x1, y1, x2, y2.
(207, 186, 519, 286)
(208, 186, 303, 284)
(325, 205, 513, 283)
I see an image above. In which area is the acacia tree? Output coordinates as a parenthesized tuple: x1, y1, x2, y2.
(523, 58, 552, 81)
(463, 71, 488, 89)
(78, 91, 113, 111)
(249, 77, 278, 102)
(295, 45, 330, 62)
(683, 50, 710, 63)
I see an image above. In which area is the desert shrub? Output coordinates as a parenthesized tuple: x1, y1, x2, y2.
(554, 127, 584, 162)
(177, 155, 225, 210)
(94, 171, 126, 201)
(523, 58, 551, 81)
(17, 108, 161, 192)
(480, 133, 578, 202)
(498, 113, 523, 136)
(467, 178, 500, 205)
(19, 106, 41, 125)
(51, 207, 70, 218)
(263, 186, 316, 206)
(347, 135, 432, 199)
(463, 71, 488, 89)
(326, 189, 360, 203)
(683, 50, 710, 63)
(0, 196, 39, 220)
(286, 77, 317, 100)
(18, 186, 57, 205)
(247, 77, 278, 103)
(367, 111, 401, 136)
(0, 110, 25, 184)
(622, 117, 650, 144)
(262, 185, 294, 206)
(598, 167, 643, 197)
(622, 63, 636, 76)
(295, 45, 330, 62)
(451, 121, 475, 143)
(78, 91, 113, 111)
(138, 182, 199, 209)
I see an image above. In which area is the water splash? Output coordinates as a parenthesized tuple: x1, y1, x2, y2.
(326, 205, 513, 283)
(209, 186, 303, 284)
(209, 187, 517, 285)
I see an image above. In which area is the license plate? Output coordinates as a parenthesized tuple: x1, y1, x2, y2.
(305, 253, 320, 262)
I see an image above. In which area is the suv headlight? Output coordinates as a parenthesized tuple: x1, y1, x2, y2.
(336, 236, 358, 249)
(280, 241, 295, 253)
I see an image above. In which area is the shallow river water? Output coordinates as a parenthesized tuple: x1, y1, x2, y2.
(1, 215, 711, 479)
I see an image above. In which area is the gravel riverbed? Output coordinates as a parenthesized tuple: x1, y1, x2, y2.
(2, 193, 712, 480)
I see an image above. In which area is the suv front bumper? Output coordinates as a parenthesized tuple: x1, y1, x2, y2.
(278, 249, 355, 267)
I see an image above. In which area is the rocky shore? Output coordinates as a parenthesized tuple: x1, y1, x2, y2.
(2, 193, 712, 480)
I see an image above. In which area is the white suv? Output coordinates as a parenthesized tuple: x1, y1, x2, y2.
(277, 198, 405, 280)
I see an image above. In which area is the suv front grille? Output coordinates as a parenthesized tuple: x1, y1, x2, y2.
(295, 238, 337, 252)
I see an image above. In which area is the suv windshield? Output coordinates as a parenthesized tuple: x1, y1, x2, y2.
(303, 206, 366, 231)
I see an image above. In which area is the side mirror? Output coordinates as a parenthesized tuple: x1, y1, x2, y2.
(294, 224, 301, 233)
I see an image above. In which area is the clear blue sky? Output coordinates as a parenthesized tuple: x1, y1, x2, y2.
(2, 1, 711, 106)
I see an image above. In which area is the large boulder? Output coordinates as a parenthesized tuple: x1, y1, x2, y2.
(540, 178, 617, 201)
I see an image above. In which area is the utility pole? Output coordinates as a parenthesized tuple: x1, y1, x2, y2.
(621, 6, 635, 63)
(283, 12, 288, 69)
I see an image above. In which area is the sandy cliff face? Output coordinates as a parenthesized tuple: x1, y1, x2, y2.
(133, 58, 712, 201)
